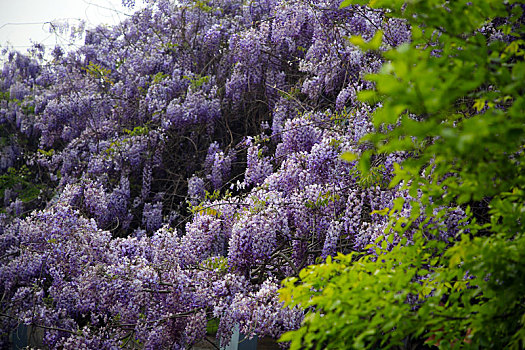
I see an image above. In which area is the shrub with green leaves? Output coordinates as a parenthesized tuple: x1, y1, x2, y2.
(279, 0, 525, 348)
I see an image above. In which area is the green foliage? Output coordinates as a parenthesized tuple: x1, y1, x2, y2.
(339, 151, 357, 162)
(192, 0, 216, 13)
(123, 125, 150, 137)
(189, 189, 233, 216)
(105, 125, 151, 157)
(84, 61, 114, 85)
(304, 190, 340, 210)
(183, 74, 211, 90)
(280, 1, 525, 349)
(279, 235, 440, 350)
(0, 90, 10, 100)
(206, 318, 220, 335)
(37, 148, 55, 157)
(0, 166, 43, 208)
(151, 72, 169, 84)
(352, 163, 389, 189)
(346, 30, 383, 51)
(201, 256, 229, 273)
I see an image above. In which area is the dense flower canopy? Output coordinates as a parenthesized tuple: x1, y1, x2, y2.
(1, 0, 520, 348)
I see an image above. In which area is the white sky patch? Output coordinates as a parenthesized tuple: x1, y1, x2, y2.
(0, 0, 143, 53)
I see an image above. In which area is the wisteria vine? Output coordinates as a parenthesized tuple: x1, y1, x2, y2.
(0, 0, 475, 348)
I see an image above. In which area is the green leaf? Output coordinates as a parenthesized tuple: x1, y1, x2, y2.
(348, 31, 383, 51)
(339, 0, 354, 8)
(357, 90, 379, 103)
(371, 207, 390, 216)
(340, 152, 358, 162)
(369, 30, 383, 50)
